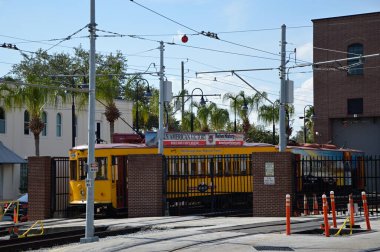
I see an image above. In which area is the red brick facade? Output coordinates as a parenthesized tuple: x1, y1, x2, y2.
(252, 152, 295, 217)
(28, 156, 52, 221)
(313, 12, 380, 147)
(127, 155, 163, 217)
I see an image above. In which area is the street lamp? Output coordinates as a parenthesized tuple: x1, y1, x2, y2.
(70, 69, 87, 147)
(299, 105, 314, 143)
(134, 78, 152, 134)
(190, 88, 206, 132)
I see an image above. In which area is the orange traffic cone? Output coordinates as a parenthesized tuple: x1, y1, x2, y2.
(13, 207, 18, 223)
(303, 194, 309, 216)
(313, 194, 319, 215)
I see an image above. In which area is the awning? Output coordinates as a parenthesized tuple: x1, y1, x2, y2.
(0, 142, 27, 164)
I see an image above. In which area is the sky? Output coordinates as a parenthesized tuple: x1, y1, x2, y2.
(0, 0, 379, 135)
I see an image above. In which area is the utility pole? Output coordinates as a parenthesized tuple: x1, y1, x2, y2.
(80, 0, 98, 243)
(279, 24, 287, 152)
(158, 41, 164, 154)
(181, 61, 185, 126)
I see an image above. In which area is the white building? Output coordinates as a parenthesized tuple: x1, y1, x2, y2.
(0, 99, 133, 200)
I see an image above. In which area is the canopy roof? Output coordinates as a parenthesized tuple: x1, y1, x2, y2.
(0, 142, 27, 164)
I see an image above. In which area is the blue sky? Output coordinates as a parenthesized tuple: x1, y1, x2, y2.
(0, 0, 379, 135)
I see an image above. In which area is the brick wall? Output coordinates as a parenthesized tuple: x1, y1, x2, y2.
(28, 156, 52, 221)
(128, 155, 163, 218)
(313, 12, 380, 143)
(252, 152, 295, 217)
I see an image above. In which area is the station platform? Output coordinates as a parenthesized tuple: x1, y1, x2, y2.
(1, 215, 380, 251)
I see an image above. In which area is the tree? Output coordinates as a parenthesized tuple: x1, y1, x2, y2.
(304, 106, 314, 143)
(0, 50, 69, 156)
(90, 49, 126, 142)
(258, 99, 294, 144)
(209, 103, 230, 131)
(193, 101, 213, 132)
(223, 91, 265, 135)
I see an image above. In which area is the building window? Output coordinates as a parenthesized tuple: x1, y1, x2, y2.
(0, 107, 5, 133)
(24, 110, 30, 135)
(347, 43, 363, 75)
(347, 98, 363, 115)
(42, 111, 47, 136)
(56, 113, 62, 137)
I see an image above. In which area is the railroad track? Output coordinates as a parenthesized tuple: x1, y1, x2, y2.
(0, 226, 141, 251)
(0, 217, 325, 251)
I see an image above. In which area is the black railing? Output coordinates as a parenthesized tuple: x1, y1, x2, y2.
(164, 155, 253, 216)
(51, 157, 70, 218)
(294, 155, 380, 215)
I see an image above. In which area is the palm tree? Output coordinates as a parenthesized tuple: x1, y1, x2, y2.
(95, 52, 126, 142)
(209, 103, 229, 131)
(258, 100, 294, 143)
(0, 50, 68, 156)
(304, 106, 314, 143)
(224, 91, 266, 134)
(193, 101, 214, 132)
(223, 92, 241, 132)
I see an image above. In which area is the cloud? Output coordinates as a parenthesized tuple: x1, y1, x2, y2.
(292, 77, 313, 133)
(222, 1, 250, 30)
(297, 42, 313, 63)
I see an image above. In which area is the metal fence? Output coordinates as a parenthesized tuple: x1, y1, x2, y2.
(51, 157, 70, 218)
(294, 156, 380, 215)
(164, 155, 253, 216)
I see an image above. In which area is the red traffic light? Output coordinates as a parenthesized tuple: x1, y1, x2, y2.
(181, 34, 188, 43)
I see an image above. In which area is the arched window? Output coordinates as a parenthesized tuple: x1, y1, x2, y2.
(347, 43, 363, 75)
(24, 110, 30, 135)
(0, 107, 5, 134)
(56, 113, 62, 137)
(42, 111, 47, 136)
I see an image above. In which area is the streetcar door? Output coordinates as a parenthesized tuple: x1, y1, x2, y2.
(115, 156, 128, 209)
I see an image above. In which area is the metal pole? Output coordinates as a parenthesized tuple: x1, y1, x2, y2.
(181, 61, 185, 127)
(71, 88, 75, 147)
(279, 24, 287, 152)
(135, 80, 139, 133)
(272, 104, 276, 145)
(80, 0, 98, 243)
(158, 41, 164, 154)
(190, 95, 194, 132)
(234, 103, 237, 133)
(303, 107, 307, 143)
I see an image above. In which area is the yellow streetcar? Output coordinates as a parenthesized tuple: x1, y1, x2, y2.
(68, 132, 275, 214)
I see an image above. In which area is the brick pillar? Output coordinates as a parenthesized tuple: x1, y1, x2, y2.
(128, 155, 163, 217)
(252, 152, 295, 217)
(28, 156, 52, 221)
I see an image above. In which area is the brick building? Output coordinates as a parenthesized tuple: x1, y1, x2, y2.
(313, 12, 380, 155)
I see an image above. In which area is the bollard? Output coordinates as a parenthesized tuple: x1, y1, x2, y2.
(361, 191, 371, 231)
(322, 194, 330, 237)
(303, 194, 309, 216)
(330, 191, 337, 228)
(13, 207, 18, 224)
(349, 194, 355, 226)
(286, 194, 291, 235)
(313, 194, 319, 215)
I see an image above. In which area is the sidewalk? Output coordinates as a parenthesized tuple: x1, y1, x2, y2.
(48, 215, 380, 252)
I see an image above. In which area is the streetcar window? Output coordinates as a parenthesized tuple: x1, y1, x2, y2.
(216, 156, 223, 176)
(225, 156, 231, 175)
(183, 157, 189, 175)
(69, 160, 77, 180)
(199, 158, 206, 175)
(111, 156, 117, 182)
(241, 156, 247, 175)
(233, 156, 240, 175)
(95, 157, 108, 180)
(190, 157, 197, 175)
(79, 158, 87, 180)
